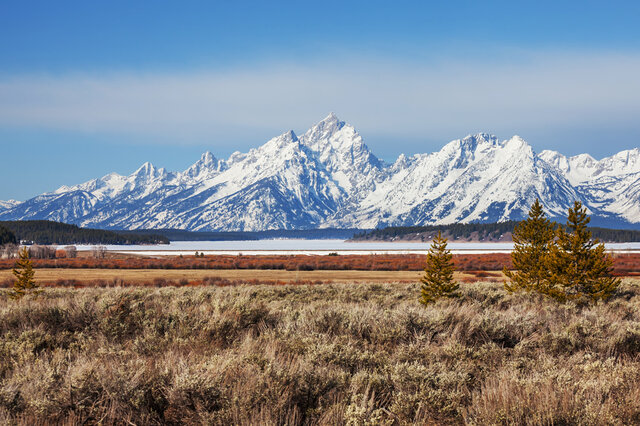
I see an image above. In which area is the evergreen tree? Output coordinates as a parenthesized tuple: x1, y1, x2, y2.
(548, 201, 620, 303)
(0, 225, 16, 245)
(504, 199, 556, 293)
(420, 232, 460, 305)
(10, 247, 40, 300)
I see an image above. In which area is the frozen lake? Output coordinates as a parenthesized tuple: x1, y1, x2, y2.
(73, 239, 640, 256)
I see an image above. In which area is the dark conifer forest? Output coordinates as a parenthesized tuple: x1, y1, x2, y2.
(0, 221, 168, 245)
(352, 221, 640, 242)
(0, 225, 16, 245)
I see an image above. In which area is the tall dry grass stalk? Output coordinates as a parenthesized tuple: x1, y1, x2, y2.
(0, 280, 639, 424)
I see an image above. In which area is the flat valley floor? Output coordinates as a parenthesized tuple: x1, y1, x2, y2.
(0, 267, 487, 284)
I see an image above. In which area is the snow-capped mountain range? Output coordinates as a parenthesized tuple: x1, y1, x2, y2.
(2, 113, 639, 231)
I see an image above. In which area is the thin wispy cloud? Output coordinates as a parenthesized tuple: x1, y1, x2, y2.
(1, 51, 640, 155)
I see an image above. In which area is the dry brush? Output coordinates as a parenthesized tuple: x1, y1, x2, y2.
(0, 281, 639, 424)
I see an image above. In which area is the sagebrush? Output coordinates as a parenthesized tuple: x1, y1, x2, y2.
(1, 281, 639, 424)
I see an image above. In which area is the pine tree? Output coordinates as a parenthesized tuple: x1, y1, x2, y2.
(0, 225, 16, 245)
(504, 199, 556, 293)
(548, 201, 620, 303)
(420, 232, 460, 305)
(10, 247, 39, 300)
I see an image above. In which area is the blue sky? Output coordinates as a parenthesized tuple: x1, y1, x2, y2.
(1, 1, 639, 200)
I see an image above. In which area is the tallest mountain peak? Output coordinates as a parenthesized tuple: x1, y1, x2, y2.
(323, 111, 340, 122)
(315, 112, 344, 128)
(298, 113, 383, 185)
(305, 112, 346, 141)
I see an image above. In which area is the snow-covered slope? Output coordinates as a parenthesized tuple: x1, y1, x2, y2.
(331, 134, 583, 228)
(538, 148, 640, 224)
(0, 200, 21, 212)
(1, 114, 638, 230)
(539, 148, 640, 185)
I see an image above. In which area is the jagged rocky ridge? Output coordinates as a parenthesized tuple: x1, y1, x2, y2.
(1, 113, 639, 231)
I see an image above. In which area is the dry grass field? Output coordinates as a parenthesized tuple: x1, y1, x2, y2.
(2, 252, 638, 277)
(0, 268, 501, 286)
(1, 253, 510, 272)
(1, 251, 635, 288)
(1, 281, 640, 424)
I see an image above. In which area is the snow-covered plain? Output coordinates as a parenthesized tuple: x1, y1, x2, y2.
(72, 239, 640, 256)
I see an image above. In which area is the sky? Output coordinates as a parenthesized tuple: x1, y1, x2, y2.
(1, 0, 639, 201)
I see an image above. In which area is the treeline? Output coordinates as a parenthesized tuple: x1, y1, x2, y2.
(587, 226, 640, 243)
(352, 221, 519, 241)
(0, 225, 16, 245)
(353, 221, 640, 243)
(0, 221, 169, 245)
